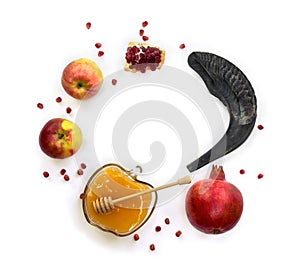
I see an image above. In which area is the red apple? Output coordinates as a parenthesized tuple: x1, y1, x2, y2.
(61, 58, 103, 100)
(39, 118, 82, 159)
(185, 166, 243, 234)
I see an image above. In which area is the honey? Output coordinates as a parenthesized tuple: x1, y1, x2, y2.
(82, 164, 157, 236)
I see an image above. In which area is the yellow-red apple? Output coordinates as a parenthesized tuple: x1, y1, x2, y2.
(61, 58, 103, 100)
(39, 118, 82, 159)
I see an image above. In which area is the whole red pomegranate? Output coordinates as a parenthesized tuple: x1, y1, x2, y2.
(185, 165, 243, 234)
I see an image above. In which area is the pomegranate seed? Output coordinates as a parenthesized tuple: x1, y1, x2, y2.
(60, 169, 66, 175)
(86, 22, 91, 29)
(149, 244, 155, 251)
(80, 163, 87, 169)
(142, 21, 148, 28)
(164, 218, 170, 225)
(37, 103, 44, 109)
(79, 193, 85, 199)
(239, 169, 245, 175)
(66, 107, 72, 114)
(175, 230, 182, 237)
(98, 51, 104, 57)
(133, 234, 140, 241)
(64, 174, 70, 181)
(142, 36, 149, 41)
(139, 29, 144, 36)
(43, 171, 49, 178)
(257, 173, 264, 179)
(112, 79, 117, 86)
(155, 226, 161, 232)
(95, 43, 102, 48)
(257, 124, 264, 130)
(77, 169, 84, 175)
(179, 43, 185, 49)
(56, 97, 62, 103)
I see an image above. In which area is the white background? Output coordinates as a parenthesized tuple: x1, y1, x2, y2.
(1, 0, 299, 271)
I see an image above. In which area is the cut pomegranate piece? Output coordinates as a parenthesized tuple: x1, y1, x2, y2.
(124, 42, 165, 73)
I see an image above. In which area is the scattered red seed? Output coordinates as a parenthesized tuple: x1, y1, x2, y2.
(257, 124, 264, 130)
(179, 43, 186, 49)
(64, 174, 70, 181)
(155, 226, 161, 232)
(95, 43, 102, 48)
(37, 103, 44, 109)
(98, 51, 104, 57)
(43, 171, 49, 178)
(66, 107, 72, 114)
(77, 169, 84, 175)
(112, 79, 117, 86)
(133, 234, 140, 241)
(239, 169, 245, 175)
(175, 230, 182, 237)
(56, 97, 62, 103)
(142, 21, 148, 28)
(80, 163, 87, 169)
(149, 244, 155, 251)
(139, 29, 144, 36)
(86, 22, 91, 29)
(257, 173, 264, 179)
(142, 36, 149, 41)
(79, 193, 85, 199)
(60, 169, 66, 175)
(164, 218, 170, 225)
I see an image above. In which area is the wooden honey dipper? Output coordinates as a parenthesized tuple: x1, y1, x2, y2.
(93, 175, 191, 214)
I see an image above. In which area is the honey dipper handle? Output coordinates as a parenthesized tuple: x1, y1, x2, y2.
(112, 176, 191, 204)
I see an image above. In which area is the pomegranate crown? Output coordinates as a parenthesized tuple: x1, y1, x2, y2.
(209, 165, 225, 180)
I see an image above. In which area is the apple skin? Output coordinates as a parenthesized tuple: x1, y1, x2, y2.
(39, 118, 82, 159)
(61, 58, 103, 100)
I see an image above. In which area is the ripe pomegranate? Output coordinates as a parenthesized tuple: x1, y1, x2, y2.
(185, 165, 243, 234)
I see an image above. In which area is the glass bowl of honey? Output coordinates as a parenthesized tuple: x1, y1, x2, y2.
(82, 164, 157, 236)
